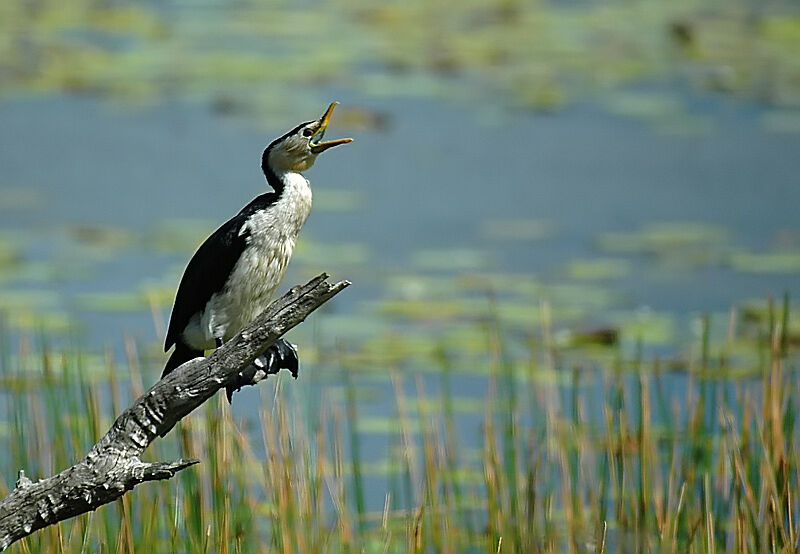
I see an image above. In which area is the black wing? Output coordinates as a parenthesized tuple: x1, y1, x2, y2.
(164, 193, 278, 351)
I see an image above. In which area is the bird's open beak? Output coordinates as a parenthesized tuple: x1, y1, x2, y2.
(310, 102, 353, 154)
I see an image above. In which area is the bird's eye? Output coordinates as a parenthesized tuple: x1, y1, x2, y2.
(302, 128, 313, 137)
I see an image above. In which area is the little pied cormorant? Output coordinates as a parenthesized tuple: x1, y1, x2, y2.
(162, 102, 352, 400)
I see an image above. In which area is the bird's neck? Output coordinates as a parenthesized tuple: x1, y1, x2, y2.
(252, 168, 312, 239)
(263, 165, 309, 197)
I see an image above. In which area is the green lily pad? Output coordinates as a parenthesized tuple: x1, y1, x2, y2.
(566, 258, 630, 280)
(148, 219, 215, 253)
(385, 274, 460, 300)
(372, 298, 487, 321)
(357, 416, 419, 435)
(67, 224, 136, 251)
(0, 239, 20, 268)
(0, 289, 60, 311)
(2, 309, 74, 333)
(76, 291, 145, 312)
(597, 223, 727, 261)
(603, 91, 684, 121)
(729, 251, 800, 274)
(613, 309, 675, 345)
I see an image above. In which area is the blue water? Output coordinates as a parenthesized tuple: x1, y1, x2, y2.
(1, 93, 798, 345)
(2, 89, 800, 520)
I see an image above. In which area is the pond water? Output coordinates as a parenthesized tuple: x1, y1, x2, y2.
(1, 91, 798, 348)
(2, 91, 798, 483)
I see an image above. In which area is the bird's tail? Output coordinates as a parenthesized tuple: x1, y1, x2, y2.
(162, 343, 203, 378)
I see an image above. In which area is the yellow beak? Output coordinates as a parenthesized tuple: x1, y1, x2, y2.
(310, 102, 353, 154)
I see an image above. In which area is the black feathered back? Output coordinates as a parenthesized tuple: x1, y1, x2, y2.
(164, 192, 279, 352)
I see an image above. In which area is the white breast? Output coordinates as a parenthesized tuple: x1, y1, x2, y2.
(183, 172, 312, 349)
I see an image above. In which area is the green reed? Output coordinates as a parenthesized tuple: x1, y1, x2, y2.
(0, 296, 798, 553)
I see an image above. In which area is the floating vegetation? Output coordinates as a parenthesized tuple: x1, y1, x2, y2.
(459, 272, 542, 298)
(0, 289, 60, 311)
(599, 222, 727, 254)
(597, 222, 729, 268)
(372, 297, 487, 322)
(147, 219, 215, 253)
(603, 90, 685, 121)
(385, 273, 461, 300)
(3, 0, 798, 124)
(75, 290, 146, 313)
(739, 296, 800, 343)
(0, 237, 20, 268)
(558, 326, 620, 348)
(2, 300, 798, 552)
(565, 257, 630, 280)
(729, 250, 800, 274)
(612, 308, 676, 346)
(67, 224, 135, 250)
(1, 309, 74, 333)
(314, 313, 390, 341)
(294, 238, 370, 270)
(356, 416, 417, 436)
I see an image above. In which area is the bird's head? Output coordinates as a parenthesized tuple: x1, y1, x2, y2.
(263, 102, 353, 174)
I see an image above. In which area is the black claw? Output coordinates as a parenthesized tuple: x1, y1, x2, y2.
(224, 339, 300, 403)
(272, 339, 299, 379)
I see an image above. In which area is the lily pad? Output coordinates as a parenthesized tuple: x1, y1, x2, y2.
(357, 416, 419, 435)
(566, 258, 630, 280)
(612, 308, 675, 346)
(597, 222, 727, 258)
(67, 224, 137, 253)
(372, 298, 487, 321)
(75, 291, 145, 312)
(0, 239, 20, 268)
(0, 289, 60, 311)
(729, 251, 800, 274)
(148, 219, 215, 253)
(603, 91, 684, 121)
(385, 274, 462, 300)
(3, 310, 74, 333)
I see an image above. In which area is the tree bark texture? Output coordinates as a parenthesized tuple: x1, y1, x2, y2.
(0, 273, 349, 550)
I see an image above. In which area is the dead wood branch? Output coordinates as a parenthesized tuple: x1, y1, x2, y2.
(0, 273, 349, 550)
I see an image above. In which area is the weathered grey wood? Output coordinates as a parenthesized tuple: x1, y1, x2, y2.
(0, 273, 349, 550)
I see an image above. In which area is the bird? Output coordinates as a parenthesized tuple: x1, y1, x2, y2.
(161, 102, 352, 400)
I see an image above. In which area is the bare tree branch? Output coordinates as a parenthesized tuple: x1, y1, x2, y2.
(0, 273, 349, 550)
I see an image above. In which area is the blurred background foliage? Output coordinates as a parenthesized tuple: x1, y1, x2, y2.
(1, 0, 800, 117)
